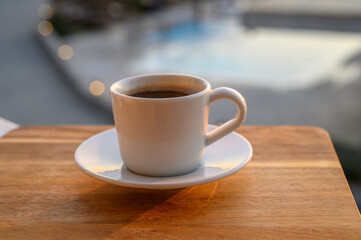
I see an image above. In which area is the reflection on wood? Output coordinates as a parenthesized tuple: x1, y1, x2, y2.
(0, 126, 360, 239)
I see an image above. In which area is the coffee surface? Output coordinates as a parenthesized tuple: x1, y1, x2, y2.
(128, 87, 198, 99)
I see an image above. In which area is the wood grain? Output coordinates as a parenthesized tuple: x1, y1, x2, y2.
(0, 126, 360, 239)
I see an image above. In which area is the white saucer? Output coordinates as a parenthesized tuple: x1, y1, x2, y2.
(74, 125, 252, 190)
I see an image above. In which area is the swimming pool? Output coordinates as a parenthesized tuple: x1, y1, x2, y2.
(131, 17, 361, 89)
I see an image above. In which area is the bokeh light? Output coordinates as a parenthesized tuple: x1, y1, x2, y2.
(89, 80, 105, 96)
(57, 45, 74, 60)
(38, 4, 54, 19)
(37, 20, 53, 36)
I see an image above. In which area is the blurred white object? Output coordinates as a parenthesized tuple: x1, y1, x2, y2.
(0, 117, 19, 138)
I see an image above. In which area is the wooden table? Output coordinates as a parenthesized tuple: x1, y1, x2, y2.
(0, 126, 360, 239)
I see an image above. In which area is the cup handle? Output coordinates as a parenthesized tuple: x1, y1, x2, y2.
(205, 87, 247, 146)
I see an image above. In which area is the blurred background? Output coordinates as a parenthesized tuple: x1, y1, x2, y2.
(0, 0, 360, 209)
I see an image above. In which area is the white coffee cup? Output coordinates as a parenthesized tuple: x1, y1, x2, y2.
(110, 73, 247, 177)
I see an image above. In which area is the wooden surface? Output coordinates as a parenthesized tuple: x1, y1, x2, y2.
(0, 126, 360, 239)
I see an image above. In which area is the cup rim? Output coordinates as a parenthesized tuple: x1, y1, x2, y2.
(110, 73, 211, 101)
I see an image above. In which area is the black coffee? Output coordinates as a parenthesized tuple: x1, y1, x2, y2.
(128, 87, 198, 99)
